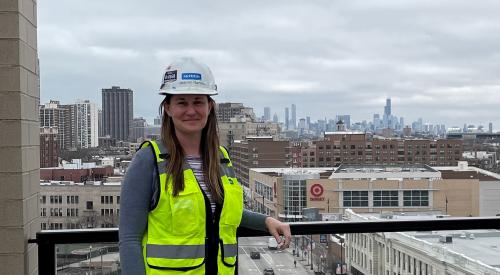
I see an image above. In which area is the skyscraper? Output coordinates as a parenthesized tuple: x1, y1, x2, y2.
(384, 98, 391, 116)
(264, 107, 271, 121)
(273, 113, 278, 123)
(72, 100, 98, 148)
(102, 86, 134, 141)
(285, 107, 289, 130)
(291, 104, 296, 130)
(39, 100, 71, 149)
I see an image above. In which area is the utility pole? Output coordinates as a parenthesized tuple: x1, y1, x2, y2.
(310, 235, 313, 271)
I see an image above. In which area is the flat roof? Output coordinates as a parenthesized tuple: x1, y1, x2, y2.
(412, 230, 500, 268)
(251, 167, 334, 178)
(435, 163, 500, 180)
(353, 211, 500, 270)
(333, 164, 438, 173)
(324, 131, 365, 135)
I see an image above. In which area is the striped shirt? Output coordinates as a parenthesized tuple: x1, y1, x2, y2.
(185, 155, 217, 214)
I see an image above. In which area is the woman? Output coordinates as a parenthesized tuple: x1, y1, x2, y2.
(119, 57, 291, 274)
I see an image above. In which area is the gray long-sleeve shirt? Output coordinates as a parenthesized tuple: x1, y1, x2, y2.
(119, 147, 268, 275)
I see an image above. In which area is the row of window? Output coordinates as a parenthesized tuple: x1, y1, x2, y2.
(317, 143, 461, 150)
(40, 195, 80, 204)
(101, 195, 120, 204)
(343, 191, 429, 207)
(392, 248, 432, 275)
(100, 208, 119, 216)
(254, 180, 273, 201)
(41, 207, 119, 217)
(40, 195, 121, 205)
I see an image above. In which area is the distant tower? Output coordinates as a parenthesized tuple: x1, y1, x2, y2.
(383, 98, 392, 128)
(384, 98, 391, 116)
(102, 86, 134, 141)
(336, 120, 346, 131)
(154, 115, 162, 126)
(336, 115, 351, 129)
(489, 122, 493, 133)
(264, 107, 271, 121)
(272, 113, 278, 123)
(285, 107, 289, 130)
(373, 114, 380, 130)
(291, 104, 296, 130)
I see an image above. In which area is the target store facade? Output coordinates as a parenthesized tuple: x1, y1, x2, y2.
(249, 162, 500, 220)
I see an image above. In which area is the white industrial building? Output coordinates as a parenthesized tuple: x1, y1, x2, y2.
(344, 210, 500, 275)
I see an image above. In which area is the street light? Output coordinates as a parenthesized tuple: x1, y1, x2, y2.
(340, 237, 345, 275)
(88, 245, 92, 275)
(310, 235, 313, 271)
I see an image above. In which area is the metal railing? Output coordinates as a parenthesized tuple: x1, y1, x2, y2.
(29, 217, 500, 274)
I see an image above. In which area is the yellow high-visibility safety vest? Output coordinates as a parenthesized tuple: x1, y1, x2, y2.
(139, 140, 243, 274)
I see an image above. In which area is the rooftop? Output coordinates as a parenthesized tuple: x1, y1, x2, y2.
(329, 164, 440, 180)
(251, 167, 334, 179)
(350, 211, 500, 272)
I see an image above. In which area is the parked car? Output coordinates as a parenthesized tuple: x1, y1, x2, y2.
(263, 268, 275, 275)
(250, 251, 260, 259)
(267, 237, 278, 250)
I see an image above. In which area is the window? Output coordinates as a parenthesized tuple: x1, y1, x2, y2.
(117, 196, 120, 204)
(373, 190, 398, 207)
(41, 196, 46, 204)
(86, 201, 93, 210)
(343, 191, 368, 207)
(404, 190, 429, 206)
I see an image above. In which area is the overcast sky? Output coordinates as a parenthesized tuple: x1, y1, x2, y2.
(38, 0, 500, 129)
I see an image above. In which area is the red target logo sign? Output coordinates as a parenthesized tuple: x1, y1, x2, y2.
(310, 184, 324, 197)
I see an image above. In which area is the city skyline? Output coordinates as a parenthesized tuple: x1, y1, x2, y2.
(38, 1, 500, 129)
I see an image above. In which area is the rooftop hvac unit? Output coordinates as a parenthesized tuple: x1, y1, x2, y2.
(439, 235, 453, 243)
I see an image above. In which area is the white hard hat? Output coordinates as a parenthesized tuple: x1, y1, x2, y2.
(159, 57, 218, 95)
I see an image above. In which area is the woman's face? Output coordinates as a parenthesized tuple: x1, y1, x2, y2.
(165, 94, 212, 136)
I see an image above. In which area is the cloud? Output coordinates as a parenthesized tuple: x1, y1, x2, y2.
(38, 0, 500, 128)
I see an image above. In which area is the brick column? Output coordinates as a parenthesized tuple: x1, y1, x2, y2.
(0, 0, 39, 274)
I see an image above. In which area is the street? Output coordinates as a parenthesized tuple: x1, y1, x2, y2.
(238, 237, 313, 275)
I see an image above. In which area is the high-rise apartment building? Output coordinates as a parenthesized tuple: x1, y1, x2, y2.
(39, 100, 71, 149)
(130, 117, 147, 142)
(72, 100, 98, 148)
(216, 102, 255, 122)
(98, 108, 103, 138)
(102, 86, 134, 142)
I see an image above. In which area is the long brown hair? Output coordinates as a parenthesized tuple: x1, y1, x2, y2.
(159, 95, 223, 203)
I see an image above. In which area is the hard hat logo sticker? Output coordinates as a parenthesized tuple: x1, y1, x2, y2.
(164, 70, 177, 83)
(182, 73, 202, 80)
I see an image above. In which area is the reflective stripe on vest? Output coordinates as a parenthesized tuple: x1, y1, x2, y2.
(221, 243, 238, 257)
(146, 244, 205, 259)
